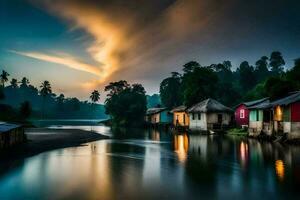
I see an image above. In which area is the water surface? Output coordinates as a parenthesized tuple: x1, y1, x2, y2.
(0, 126, 299, 200)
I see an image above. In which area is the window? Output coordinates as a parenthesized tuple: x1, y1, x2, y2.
(192, 113, 195, 120)
(240, 109, 245, 119)
(176, 115, 179, 120)
(198, 113, 201, 120)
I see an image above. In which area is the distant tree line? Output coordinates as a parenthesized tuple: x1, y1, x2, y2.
(159, 51, 300, 108)
(0, 72, 106, 122)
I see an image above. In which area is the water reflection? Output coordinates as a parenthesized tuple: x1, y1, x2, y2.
(1, 127, 300, 199)
(174, 134, 189, 163)
(275, 160, 285, 181)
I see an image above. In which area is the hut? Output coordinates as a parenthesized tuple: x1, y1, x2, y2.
(0, 122, 25, 149)
(170, 105, 189, 128)
(269, 91, 300, 139)
(247, 100, 272, 137)
(234, 98, 269, 128)
(145, 107, 172, 126)
(187, 98, 233, 132)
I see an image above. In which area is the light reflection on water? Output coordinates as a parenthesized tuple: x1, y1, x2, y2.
(0, 127, 300, 199)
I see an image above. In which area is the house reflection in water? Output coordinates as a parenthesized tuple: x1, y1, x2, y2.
(275, 160, 285, 181)
(173, 134, 189, 162)
(239, 141, 249, 169)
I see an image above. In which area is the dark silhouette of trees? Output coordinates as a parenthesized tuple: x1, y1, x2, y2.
(270, 51, 285, 75)
(90, 90, 100, 104)
(39, 81, 52, 119)
(159, 72, 182, 109)
(105, 81, 147, 127)
(10, 78, 18, 88)
(0, 70, 9, 87)
(19, 101, 31, 120)
(237, 61, 256, 91)
(255, 56, 270, 82)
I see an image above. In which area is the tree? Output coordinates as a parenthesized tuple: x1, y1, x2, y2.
(269, 51, 285, 75)
(254, 56, 270, 82)
(181, 65, 218, 106)
(10, 78, 18, 88)
(0, 70, 10, 87)
(56, 94, 65, 110)
(183, 61, 200, 73)
(20, 77, 30, 88)
(90, 90, 100, 104)
(105, 81, 147, 127)
(237, 61, 256, 91)
(286, 58, 300, 88)
(264, 77, 297, 100)
(40, 81, 52, 118)
(159, 72, 182, 109)
(19, 101, 31, 120)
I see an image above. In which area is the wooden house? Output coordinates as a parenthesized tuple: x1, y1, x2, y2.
(187, 98, 233, 132)
(170, 105, 189, 128)
(0, 122, 25, 149)
(269, 92, 300, 139)
(145, 107, 172, 125)
(234, 98, 269, 128)
(248, 100, 272, 137)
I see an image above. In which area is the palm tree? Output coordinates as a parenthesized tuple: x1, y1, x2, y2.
(10, 78, 18, 88)
(40, 81, 52, 119)
(20, 77, 30, 88)
(0, 70, 10, 87)
(90, 90, 100, 104)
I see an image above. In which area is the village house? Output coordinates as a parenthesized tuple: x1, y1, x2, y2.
(187, 98, 233, 132)
(235, 98, 269, 128)
(145, 107, 172, 125)
(248, 100, 272, 137)
(0, 122, 25, 149)
(170, 105, 189, 128)
(248, 92, 300, 139)
(269, 91, 300, 139)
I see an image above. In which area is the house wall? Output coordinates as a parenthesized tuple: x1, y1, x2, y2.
(249, 110, 264, 136)
(189, 112, 231, 131)
(150, 113, 160, 124)
(173, 111, 189, 127)
(291, 101, 300, 122)
(160, 111, 172, 124)
(289, 122, 300, 139)
(189, 113, 207, 131)
(235, 104, 249, 127)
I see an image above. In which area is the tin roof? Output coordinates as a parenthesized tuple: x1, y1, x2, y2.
(187, 98, 233, 113)
(0, 122, 22, 133)
(270, 91, 300, 106)
(235, 97, 269, 108)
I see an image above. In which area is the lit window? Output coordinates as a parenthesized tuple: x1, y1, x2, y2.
(240, 109, 245, 119)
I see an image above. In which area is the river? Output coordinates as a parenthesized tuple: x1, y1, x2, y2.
(0, 125, 299, 200)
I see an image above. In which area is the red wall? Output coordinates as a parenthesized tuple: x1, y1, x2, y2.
(291, 101, 300, 122)
(235, 104, 250, 126)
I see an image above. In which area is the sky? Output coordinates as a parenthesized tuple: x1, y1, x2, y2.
(0, 0, 299, 101)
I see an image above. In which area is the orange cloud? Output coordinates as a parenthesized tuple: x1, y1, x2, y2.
(11, 50, 102, 77)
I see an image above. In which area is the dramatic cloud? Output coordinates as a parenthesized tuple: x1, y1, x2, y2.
(11, 50, 102, 77)
(12, 0, 300, 96)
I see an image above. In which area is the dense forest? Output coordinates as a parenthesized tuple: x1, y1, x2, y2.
(0, 74, 107, 122)
(159, 51, 300, 108)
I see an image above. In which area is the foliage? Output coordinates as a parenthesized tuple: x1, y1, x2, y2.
(0, 75, 107, 120)
(269, 51, 285, 75)
(146, 94, 161, 108)
(159, 72, 182, 109)
(0, 70, 9, 87)
(90, 90, 100, 103)
(105, 81, 147, 127)
(19, 101, 32, 120)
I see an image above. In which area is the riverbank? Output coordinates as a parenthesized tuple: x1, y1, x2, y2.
(0, 128, 110, 161)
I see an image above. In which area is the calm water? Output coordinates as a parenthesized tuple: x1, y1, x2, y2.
(0, 126, 300, 200)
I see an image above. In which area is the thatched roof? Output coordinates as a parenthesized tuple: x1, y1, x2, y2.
(146, 107, 168, 115)
(187, 98, 233, 113)
(170, 105, 187, 113)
